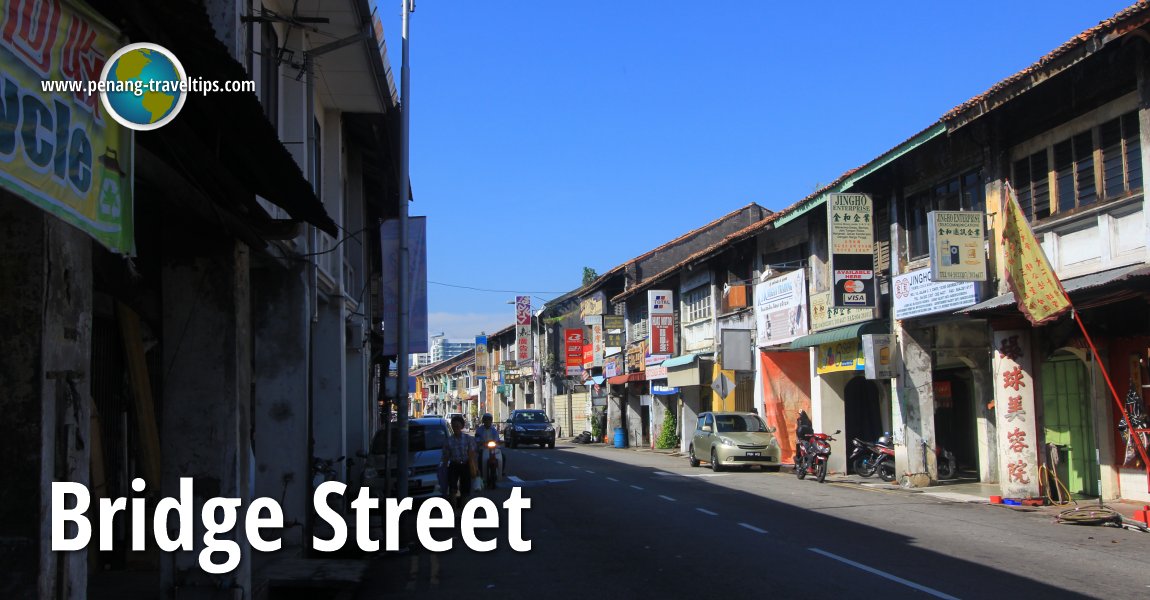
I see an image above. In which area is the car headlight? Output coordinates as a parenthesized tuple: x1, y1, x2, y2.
(770, 438, 778, 448)
(545, 426, 554, 432)
(515, 426, 526, 432)
(721, 437, 736, 447)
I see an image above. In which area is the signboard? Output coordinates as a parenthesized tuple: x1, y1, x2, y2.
(862, 334, 896, 379)
(564, 328, 583, 376)
(754, 270, 808, 347)
(382, 217, 429, 354)
(515, 295, 532, 362)
(579, 292, 605, 319)
(828, 193, 875, 307)
(892, 267, 979, 320)
(604, 355, 621, 378)
(816, 339, 865, 374)
(474, 335, 488, 379)
(0, 0, 134, 254)
(585, 315, 604, 367)
(603, 314, 624, 351)
(810, 291, 874, 331)
(992, 330, 1041, 499)
(929, 211, 986, 282)
(648, 290, 675, 356)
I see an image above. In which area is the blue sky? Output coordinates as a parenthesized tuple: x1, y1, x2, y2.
(377, 1, 1135, 342)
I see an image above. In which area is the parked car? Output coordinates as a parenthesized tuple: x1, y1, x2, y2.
(503, 409, 556, 448)
(689, 411, 780, 472)
(364, 416, 451, 499)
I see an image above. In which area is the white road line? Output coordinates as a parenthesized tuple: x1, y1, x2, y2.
(696, 508, 718, 516)
(607, 477, 619, 482)
(571, 465, 581, 469)
(555, 461, 566, 465)
(739, 523, 768, 534)
(809, 548, 960, 600)
(630, 485, 644, 490)
(658, 495, 677, 502)
(585, 470, 595, 474)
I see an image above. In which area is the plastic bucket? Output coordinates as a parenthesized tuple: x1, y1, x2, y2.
(613, 427, 627, 448)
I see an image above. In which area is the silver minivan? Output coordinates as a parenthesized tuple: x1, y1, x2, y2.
(689, 411, 780, 472)
(363, 416, 450, 498)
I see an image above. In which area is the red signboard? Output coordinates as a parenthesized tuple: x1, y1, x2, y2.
(565, 329, 584, 376)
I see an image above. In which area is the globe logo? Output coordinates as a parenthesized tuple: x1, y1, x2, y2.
(99, 43, 187, 131)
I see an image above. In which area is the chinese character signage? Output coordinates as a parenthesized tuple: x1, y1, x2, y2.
(579, 292, 605, 319)
(585, 315, 604, 367)
(1002, 184, 1071, 325)
(603, 314, 624, 350)
(0, 0, 134, 254)
(827, 193, 875, 307)
(648, 290, 674, 356)
(474, 335, 488, 379)
(754, 270, 808, 347)
(992, 330, 1040, 499)
(564, 328, 583, 376)
(929, 211, 986, 282)
(892, 267, 979, 320)
(515, 295, 532, 362)
(810, 291, 874, 332)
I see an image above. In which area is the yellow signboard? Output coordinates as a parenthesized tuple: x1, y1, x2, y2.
(815, 339, 865, 374)
(0, 0, 133, 254)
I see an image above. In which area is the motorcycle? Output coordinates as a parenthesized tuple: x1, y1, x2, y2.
(849, 434, 895, 482)
(935, 445, 957, 480)
(795, 429, 839, 483)
(480, 439, 503, 490)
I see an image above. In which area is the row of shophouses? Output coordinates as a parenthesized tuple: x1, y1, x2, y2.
(414, 2, 1150, 506)
(1, 0, 405, 597)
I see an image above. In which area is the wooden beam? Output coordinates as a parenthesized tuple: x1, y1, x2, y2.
(117, 302, 162, 488)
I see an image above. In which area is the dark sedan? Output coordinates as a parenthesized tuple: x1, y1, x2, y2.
(503, 409, 556, 448)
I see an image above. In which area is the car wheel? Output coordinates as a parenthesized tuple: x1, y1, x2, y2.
(548, 440, 555, 449)
(688, 445, 699, 467)
(710, 449, 723, 472)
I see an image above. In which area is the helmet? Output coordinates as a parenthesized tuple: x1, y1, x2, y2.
(482, 413, 493, 423)
(877, 432, 891, 446)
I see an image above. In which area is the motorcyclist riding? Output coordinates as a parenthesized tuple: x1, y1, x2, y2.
(474, 413, 505, 479)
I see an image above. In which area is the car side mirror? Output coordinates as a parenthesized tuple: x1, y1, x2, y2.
(766, 426, 776, 434)
(702, 425, 713, 433)
(549, 418, 555, 423)
(833, 430, 842, 435)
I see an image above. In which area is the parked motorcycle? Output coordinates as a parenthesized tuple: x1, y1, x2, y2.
(481, 439, 503, 490)
(936, 445, 957, 480)
(795, 429, 839, 483)
(849, 434, 895, 482)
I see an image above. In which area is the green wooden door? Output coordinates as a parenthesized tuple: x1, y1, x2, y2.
(1040, 355, 1098, 497)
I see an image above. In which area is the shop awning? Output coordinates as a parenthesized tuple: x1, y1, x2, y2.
(790, 320, 888, 349)
(607, 372, 645, 385)
(661, 354, 698, 368)
(588, 375, 606, 385)
(961, 263, 1150, 315)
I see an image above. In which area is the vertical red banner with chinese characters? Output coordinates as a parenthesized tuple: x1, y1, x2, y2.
(565, 329, 584, 376)
(992, 330, 1041, 499)
(647, 289, 675, 357)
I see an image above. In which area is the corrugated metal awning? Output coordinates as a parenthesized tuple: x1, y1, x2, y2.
(662, 354, 698, 368)
(962, 263, 1150, 314)
(790, 320, 888, 349)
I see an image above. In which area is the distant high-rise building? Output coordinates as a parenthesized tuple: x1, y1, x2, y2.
(412, 333, 475, 366)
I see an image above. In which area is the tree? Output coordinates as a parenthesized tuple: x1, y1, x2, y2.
(582, 266, 598, 286)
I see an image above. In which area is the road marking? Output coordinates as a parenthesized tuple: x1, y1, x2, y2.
(571, 465, 581, 469)
(607, 477, 619, 482)
(809, 548, 960, 600)
(555, 461, 566, 465)
(654, 471, 682, 477)
(658, 495, 677, 502)
(696, 508, 718, 516)
(630, 485, 644, 490)
(585, 470, 595, 474)
(739, 523, 768, 534)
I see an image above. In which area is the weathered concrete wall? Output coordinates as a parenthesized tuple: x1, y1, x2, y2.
(252, 263, 310, 548)
(311, 301, 347, 483)
(0, 196, 92, 599)
(894, 325, 937, 485)
(160, 241, 252, 597)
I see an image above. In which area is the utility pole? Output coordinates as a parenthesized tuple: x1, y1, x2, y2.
(396, 0, 413, 498)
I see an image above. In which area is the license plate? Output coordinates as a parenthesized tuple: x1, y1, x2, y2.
(746, 452, 760, 457)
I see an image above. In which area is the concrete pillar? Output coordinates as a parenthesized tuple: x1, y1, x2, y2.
(345, 318, 369, 461)
(894, 325, 936, 485)
(252, 263, 310, 549)
(311, 301, 346, 482)
(0, 196, 92, 599)
(160, 240, 252, 597)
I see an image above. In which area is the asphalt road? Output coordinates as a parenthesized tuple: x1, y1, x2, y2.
(358, 443, 1150, 599)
